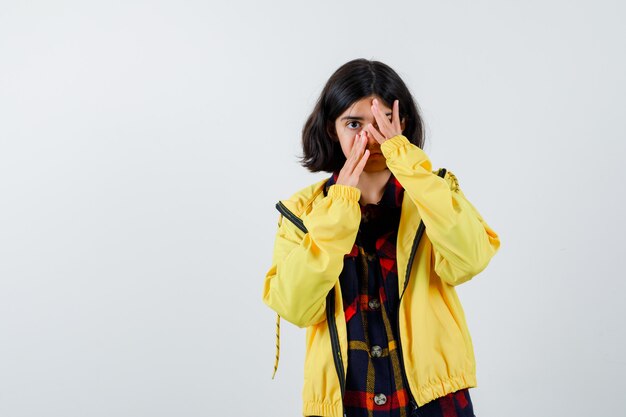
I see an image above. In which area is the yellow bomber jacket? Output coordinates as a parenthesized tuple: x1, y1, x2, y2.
(262, 134, 501, 417)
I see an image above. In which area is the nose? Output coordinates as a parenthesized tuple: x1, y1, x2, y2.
(359, 131, 379, 153)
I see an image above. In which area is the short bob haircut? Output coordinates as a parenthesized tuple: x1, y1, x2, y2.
(299, 58, 425, 173)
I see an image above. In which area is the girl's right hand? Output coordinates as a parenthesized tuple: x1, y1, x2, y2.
(335, 131, 369, 187)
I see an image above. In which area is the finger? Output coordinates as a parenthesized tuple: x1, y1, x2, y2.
(349, 132, 362, 159)
(347, 132, 365, 166)
(355, 131, 368, 160)
(355, 132, 367, 162)
(349, 133, 358, 156)
(353, 149, 369, 177)
(370, 99, 385, 133)
(365, 123, 385, 144)
(355, 131, 367, 152)
(371, 99, 393, 137)
(392, 99, 401, 130)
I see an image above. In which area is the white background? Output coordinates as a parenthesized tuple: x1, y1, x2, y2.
(1, 1, 624, 416)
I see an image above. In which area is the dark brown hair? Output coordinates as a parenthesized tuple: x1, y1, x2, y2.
(299, 58, 425, 173)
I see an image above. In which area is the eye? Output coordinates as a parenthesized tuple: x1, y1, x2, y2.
(347, 121, 360, 129)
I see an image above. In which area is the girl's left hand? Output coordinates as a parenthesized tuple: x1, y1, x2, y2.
(365, 98, 404, 145)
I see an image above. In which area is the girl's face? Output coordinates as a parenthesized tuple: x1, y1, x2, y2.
(333, 95, 405, 173)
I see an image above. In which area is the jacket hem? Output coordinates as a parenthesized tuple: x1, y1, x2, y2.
(303, 400, 343, 417)
(414, 373, 477, 407)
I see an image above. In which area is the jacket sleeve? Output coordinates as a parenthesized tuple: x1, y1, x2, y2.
(262, 184, 361, 328)
(380, 134, 501, 286)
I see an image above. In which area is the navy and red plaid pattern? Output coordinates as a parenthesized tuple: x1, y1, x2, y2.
(321, 170, 476, 417)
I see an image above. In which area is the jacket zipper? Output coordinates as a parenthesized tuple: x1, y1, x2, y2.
(275, 200, 347, 417)
(276, 201, 306, 232)
(326, 289, 347, 417)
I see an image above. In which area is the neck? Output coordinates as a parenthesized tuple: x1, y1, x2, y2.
(357, 168, 391, 205)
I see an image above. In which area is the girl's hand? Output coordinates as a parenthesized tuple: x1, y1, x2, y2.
(335, 130, 369, 187)
(364, 98, 403, 145)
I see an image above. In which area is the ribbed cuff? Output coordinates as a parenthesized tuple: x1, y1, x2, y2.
(328, 184, 361, 201)
(381, 134, 411, 156)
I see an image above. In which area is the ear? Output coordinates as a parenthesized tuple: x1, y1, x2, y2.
(400, 117, 406, 133)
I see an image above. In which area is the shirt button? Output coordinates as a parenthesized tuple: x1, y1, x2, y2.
(374, 393, 387, 405)
(371, 345, 382, 358)
(368, 299, 381, 310)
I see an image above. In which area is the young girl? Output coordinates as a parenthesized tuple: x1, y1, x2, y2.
(262, 58, 501, 417)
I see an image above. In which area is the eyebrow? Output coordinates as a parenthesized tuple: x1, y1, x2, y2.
(340, 112, 392, 121)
